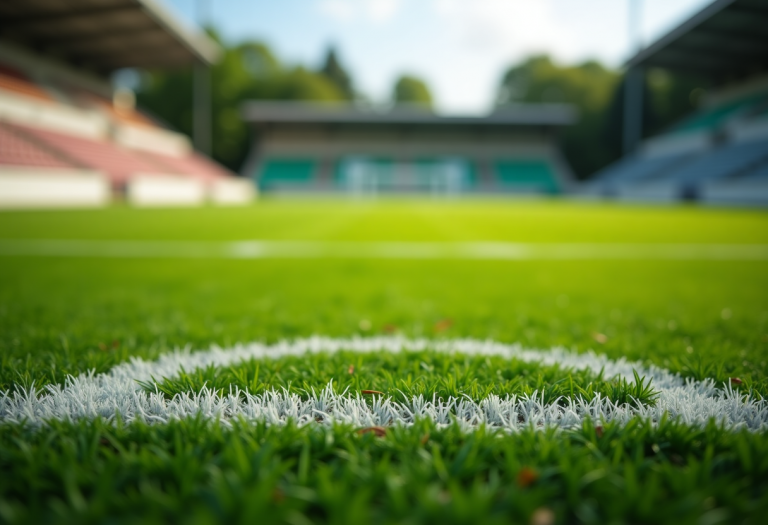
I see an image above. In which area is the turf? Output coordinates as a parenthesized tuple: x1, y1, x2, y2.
(1, 419, 767, 524)
(1, 199, 767, 524)
(147, 350, 659, 408)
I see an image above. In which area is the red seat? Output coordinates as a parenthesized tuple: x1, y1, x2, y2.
(14, 123, 167, 184)
(0, 72, 53, 103)
(144, 151, 234, 182)
(0, 122, 73, 169)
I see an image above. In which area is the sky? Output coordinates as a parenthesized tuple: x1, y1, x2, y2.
(164, 0, 712, 114)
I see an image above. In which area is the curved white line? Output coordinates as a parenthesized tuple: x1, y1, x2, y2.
(1, 337, 765, 431)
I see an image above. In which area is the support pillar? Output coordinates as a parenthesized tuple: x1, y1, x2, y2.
(623, 66, 644, 155)
(193, 0, 211, 155)
(193, 63, 211, 155)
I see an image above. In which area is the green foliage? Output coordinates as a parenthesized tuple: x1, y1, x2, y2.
(136, 33, 345, 171)
(1, 418, 767, 524)
(145, 350, 658, 408)
(497, 55, 620, 179)
(601, 69, 709, 158)
(645, 68, 711, 136)
(497, 55, 710, 179)
(319, 46, 355, 100)
(393, 75, 433, 107)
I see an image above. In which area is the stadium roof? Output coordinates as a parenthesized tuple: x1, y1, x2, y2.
(0, 0, 220, 72)
(625, 0, 768, 79)
(242, 102, 577, 128)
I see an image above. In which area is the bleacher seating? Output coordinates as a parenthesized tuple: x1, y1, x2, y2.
(589, 152, 693, 187)
(672, 91, 767, 135)
(0, 3, 255, 208)
(740, 161, 768, 180)
(0, 70, 53, 102)
(587, 85, 768, 205)
(700, 167, 768, 207)
(414, 158, 476, 191)
(14, 123, 163, 185)
(146, 151, 232, 183)
(76, 92, 158, 128)
(587, 139, 768, 202)
(331, 157, 476, 193)
(658, 138, 768, 185)
(0, 122, 71, 168)
(0, 64, 248, 200)
(256, 156, 564, 194)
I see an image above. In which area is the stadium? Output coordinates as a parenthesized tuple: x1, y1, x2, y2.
(586, 0, 768, 205)
(241, 102, 575, 195)
(0, 0, 253, 208)
(1, 1, 767, 524)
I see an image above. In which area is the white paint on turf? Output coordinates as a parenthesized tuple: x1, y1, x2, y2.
(1, 337, 766, 430)
(2, 239, 768, 260)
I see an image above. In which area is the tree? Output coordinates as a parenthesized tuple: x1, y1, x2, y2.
(393, 75, 433, 107)
(497, 55, 620, 180)
(601, 68, 709, 161)
(319, 47, 354, 100)
(136, 32, 345, 172)
(644, 68, 710, 136)
(497, 55, 711, 179)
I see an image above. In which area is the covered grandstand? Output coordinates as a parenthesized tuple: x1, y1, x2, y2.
(0, 0, 254, 208)
(586, 0, 768, 206)
(241, 102, 576, 195)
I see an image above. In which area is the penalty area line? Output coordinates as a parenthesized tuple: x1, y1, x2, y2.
(1, 336, 766, 431)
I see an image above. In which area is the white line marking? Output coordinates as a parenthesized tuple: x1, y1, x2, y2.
(1, 337, 765, 431)
(1, 240, 768, 260)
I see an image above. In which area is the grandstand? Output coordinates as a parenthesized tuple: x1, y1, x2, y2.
(586, 0, 768, 206)
(241, 102, 576, 195)
(0, 0, 254, 208)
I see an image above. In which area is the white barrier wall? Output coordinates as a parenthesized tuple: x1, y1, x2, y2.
(701, 180, 768, 207)
(0, 168, 110, 208)
(210, 178, 256, 205)
(0, 90, 108, 140)
(616, 182, 680, 203)
(127, 175, 206, 207)
(641, 132, 711, 158)
(114, 123, 192, 157)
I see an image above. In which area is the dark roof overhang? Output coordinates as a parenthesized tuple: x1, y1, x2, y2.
(625, 0, 768, 80)
(242, 102, 577, 129)
(0, 0, 220, 73)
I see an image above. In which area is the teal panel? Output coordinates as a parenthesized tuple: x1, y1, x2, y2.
(335, 157, 474, 192)
(334, 157, 393, 183)
(672, 92, 768, 134)
(414, 157, 476, 188)
(257, 159, 315, 189)
(495, 160, 559, 194)
(465, 162, 478, 186)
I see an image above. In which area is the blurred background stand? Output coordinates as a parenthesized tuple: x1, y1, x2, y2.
(0, 0, 254, 208)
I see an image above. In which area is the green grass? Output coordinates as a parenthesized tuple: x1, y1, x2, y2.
(1, 418, 767, 524)
(0, 200, 765, 242)
(146, 351, 659, 408)
(1, 199, 767, 524)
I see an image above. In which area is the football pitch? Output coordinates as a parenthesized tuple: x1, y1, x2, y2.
(1, 199, 767, 524)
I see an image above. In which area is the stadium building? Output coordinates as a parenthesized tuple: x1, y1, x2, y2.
(0, 0, 253, 208)
(241, 102, 576, 195)
(587, 0, 768, 206)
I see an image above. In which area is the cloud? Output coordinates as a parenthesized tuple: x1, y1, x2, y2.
(431, 0, 572, 58)
(317, 0, 403, 23)
(318, 0, 355, 21)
